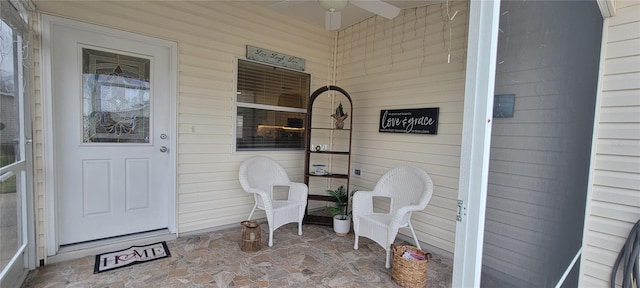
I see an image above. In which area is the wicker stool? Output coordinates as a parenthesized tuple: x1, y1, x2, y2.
(240, 220, 261, 252)
(391, 244, 432, 288)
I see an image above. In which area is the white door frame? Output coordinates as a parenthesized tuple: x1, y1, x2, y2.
(451, 0, 500, 287)
(41, 14, 178, 256)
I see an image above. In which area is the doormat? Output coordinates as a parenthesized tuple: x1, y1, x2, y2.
(93, 241, 171, 274)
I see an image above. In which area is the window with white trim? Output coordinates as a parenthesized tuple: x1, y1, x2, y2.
(235, 59, 310, 151)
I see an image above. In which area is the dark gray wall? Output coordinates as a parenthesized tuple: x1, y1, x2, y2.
(481, 1, 603, 287)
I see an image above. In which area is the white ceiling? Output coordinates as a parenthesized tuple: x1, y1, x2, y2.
(252, 0, 436, 31)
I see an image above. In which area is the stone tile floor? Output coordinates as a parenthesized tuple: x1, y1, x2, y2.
(21, 223, 452, 288)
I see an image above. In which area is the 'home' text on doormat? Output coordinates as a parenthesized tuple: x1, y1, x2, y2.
(94, 241, 171, 274)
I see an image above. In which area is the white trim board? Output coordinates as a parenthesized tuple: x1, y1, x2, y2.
(597, 0, 616, 18)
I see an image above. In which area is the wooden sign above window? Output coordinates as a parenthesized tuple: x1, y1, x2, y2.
(379, 108, 439, 135)
(246, 45, 305, 71)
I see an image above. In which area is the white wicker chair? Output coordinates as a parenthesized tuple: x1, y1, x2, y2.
(352, 166, 434, 268)
(238, 156, 308, 247)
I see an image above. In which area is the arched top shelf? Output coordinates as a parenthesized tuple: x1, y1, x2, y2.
(304, 85, 353, 226)
(309, 85, 353, 106)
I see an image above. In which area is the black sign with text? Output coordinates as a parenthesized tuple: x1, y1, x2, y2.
(379, 108, 439, 134)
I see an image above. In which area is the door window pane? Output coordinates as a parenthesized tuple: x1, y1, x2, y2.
(0, 173, 20, 271)
(0, 19, 19, 163)
(82, 48, 151, 143)
(0, 0, 30, 281)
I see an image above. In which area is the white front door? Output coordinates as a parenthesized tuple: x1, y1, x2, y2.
(47, 18, 175, 245)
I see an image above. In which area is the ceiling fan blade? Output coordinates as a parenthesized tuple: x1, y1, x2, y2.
(325, 11, 341, 30)
(351, 0, 401, 19)
(270, 0, 311, 10)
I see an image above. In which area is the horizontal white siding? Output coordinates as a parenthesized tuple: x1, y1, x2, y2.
(582, 1, 640, 287)
(335, 1, 469, 254)
(34, 0, 332, 261)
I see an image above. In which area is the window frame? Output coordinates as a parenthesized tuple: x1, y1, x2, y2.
(233, 57, 311, 152)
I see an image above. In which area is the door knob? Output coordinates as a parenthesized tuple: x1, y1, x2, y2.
(160, 146, 168, 153)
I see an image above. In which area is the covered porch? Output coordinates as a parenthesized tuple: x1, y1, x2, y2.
(0, 0, 637, 287)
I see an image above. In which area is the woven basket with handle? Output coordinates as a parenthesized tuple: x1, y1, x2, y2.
(391, 244, 432, 288)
